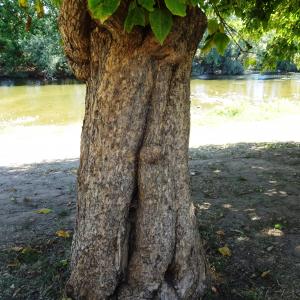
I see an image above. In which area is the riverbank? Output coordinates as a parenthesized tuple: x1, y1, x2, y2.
(1, 75, 300, 166)
(1, 71, 299, 85)
(0, 142, 299, 299)
(1, 114, 300, 166)
(0, 77, 79, 87)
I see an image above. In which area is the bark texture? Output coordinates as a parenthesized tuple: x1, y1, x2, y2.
(59, 2, 207, 299)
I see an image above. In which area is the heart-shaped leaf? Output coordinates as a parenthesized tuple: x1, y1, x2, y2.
(88, 0, 121, 23)
(164, 0, 187, 17)
(149, 8, 173, 45)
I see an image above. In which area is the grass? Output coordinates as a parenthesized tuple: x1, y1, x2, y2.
(192, 99, 300, 127)
(0, 238, 71, 300)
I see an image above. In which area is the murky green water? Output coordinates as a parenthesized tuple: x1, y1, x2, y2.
(0, 74, 300, 128)
(0, 83, 85, 127)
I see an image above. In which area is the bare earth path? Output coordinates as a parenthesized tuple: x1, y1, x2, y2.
(0, 142, 299, 299)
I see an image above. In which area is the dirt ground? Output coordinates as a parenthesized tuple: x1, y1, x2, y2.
(0, 142, 299, 299)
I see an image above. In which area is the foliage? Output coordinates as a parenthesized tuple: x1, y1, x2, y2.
(235, 0, 300, 69)
(83, 0, 300, 65)
(87, 0, 233, 49)
(0, 0, 71, 78)
(193, 43, 244, 75)
(4, 0, 300, 76)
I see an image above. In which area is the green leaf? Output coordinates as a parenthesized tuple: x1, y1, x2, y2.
(201, 34, 215, 54)
(207, 19, 219, 34)
(88, 0, 121, 23)
(124, 2, 146, 33)
(149, 8, 173, 45)
(190, 0, 202, 6)
(219, 23, 225, 33)
(51, 0, 62, 7)
(164, 0, 187, 17)
(138, 0, 155, 12)
(190, 0, 197, 6)
(213, 32, 230, 55)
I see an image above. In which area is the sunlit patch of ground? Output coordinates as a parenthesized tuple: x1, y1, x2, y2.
(190, 115, 300, 146)
(0, 125, 81, 166)
(1, 109, 300, 165)
(190, 98, 300, 146)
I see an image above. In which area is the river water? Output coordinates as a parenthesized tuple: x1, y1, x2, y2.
(0, 74, 299, 165)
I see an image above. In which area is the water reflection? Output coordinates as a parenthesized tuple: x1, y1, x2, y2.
(191, 73, 300, 105)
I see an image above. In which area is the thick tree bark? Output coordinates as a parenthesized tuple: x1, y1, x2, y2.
(59, 1, 207, 299)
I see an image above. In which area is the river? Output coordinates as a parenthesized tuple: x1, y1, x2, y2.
(0, 74, 300, 165)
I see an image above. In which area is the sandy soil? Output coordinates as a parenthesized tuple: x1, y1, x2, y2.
(0, 142, 299, 299)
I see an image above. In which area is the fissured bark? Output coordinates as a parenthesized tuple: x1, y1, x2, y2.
(59, 1, 207, 299)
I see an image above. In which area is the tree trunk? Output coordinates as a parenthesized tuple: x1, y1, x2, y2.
(59, 2, 207, 299)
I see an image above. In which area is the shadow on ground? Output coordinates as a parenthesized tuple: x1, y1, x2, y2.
(190, 142, 300, 300)
(0, 142, 299, 299)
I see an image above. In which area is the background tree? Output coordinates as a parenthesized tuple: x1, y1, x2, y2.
(2, 0, 299, 79)
(193, 43, 244, 75)
(13, 0, 300, 299)
(0, 0, 70, 78)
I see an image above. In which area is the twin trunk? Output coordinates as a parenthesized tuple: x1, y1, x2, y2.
(59, 3, 207, 299)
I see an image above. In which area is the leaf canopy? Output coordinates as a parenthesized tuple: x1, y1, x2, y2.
(17, 0, 300, 65)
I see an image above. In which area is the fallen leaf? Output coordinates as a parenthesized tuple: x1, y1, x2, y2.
(59, 259, 68, 267)
(12, 288, 21, 297)
(216, 230, 225, 236)
(267, 228, 283, 237)
(261, 270, 270, 278)
(7, 260, 20, 268)
(218, 246, 231, 256)
(11, 246, 23, 252)
(21, 247, 35, 254)
(56, 230, 70, 238)
(34, 208, 52, 214)
(10, 196, 17, 202)
(230, 229, 244, 234)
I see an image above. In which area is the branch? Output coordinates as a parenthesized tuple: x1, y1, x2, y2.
(212, 3, 255, 55)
